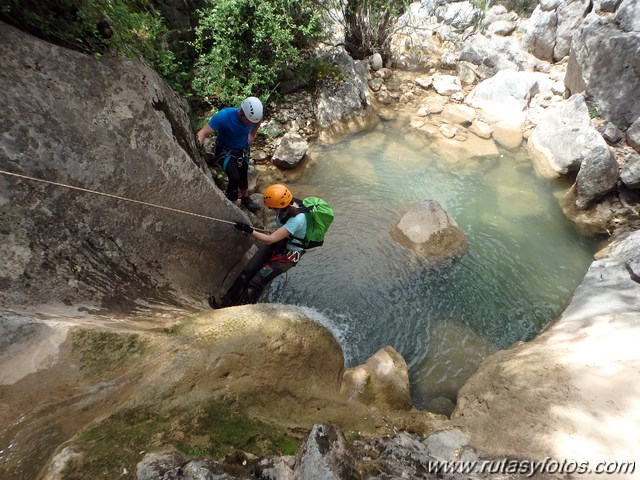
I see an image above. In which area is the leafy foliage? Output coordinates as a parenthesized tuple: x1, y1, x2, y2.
(1, 0, 364, 110)
(191, 0, 325, 107)
(319, 0, 410, 60)
(588, 103, 601, 119)
(0, 0, 184, 93)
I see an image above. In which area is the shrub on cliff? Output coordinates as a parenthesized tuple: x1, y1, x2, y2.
(0, 0, 183, 92)
(191, 0, 325, 107)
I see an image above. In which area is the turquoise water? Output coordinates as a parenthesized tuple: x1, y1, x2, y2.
(263, 122, 597, 414)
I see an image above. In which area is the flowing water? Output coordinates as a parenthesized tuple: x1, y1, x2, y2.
(264, 122, 598, 414)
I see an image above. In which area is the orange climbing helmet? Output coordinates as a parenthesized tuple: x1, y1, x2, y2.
(263, 184, 293, 209)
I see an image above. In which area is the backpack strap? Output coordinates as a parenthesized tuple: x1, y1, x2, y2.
(277, 199, 307, 248)
(288, 234, 306, 248)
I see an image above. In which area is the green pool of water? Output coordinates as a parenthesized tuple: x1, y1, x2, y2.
(264, 122, 597, 414)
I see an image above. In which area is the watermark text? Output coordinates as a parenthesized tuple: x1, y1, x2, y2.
(427, 458, 636, 477)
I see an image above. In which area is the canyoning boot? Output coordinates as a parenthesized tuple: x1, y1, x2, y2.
(240, 196, 261, 213)
(208, 295, 227, 309)
(208, 296, 234, 309)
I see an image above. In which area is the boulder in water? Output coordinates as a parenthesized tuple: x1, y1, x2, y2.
(390, 200, 469, 262)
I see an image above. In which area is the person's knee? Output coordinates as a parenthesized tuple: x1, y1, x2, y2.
(245, 277, 266, 304)
(226, 163, 241, 182)
(226, 190, 238, 202)
(238, 271, 250, 284)
(243, 286, 261, 304)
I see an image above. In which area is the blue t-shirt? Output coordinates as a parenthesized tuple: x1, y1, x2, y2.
(276, 211, 307, 252)
(208, 107, 253, 150)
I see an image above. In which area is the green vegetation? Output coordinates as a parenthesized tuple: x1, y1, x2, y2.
(74, 401, 299, 478)
(177, 399, 299, 458)
(164, 321, 187, 335)
(74, 407, 165, 478)
(472, 0, 537, 15)
(71, 329, 147, 379)
(499, 0, 537, 14)
(192, 0, 325, 107)
(0, 0, 184, 92)
(2, 0, 412, 112)
(320, 0, 410, 60)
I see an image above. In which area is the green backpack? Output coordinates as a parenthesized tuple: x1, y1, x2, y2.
(291, 197, 334, 249)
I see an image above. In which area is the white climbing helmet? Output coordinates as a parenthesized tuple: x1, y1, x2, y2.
(240, 96, 263, 123)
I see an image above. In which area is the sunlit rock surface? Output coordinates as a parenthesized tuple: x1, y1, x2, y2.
(451, 230, 640, 463)
(341, 346, 414, 411)
(5, 305, 439, 479)
(390, 200, 469, 263)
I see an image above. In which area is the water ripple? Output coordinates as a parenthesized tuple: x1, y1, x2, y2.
(266, 125, 596, 412)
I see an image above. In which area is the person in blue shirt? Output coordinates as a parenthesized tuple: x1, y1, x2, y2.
(209, 184, 307, 308)
(197, 96, 263, 213)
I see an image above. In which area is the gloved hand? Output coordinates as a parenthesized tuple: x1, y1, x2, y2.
(234, 222, 254, 234)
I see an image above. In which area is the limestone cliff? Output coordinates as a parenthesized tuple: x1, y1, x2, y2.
(0, 21, 249, 312)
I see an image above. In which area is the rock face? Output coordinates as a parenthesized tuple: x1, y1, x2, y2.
(522, 0, 585, 63)
(389, 3, 443, 70)
(528, 94, 610, 177)
(0, 21, 249, 311)
(573, 143, 619, 208)
(564, 1, 640, 125)
(390, 200, 468, 262)
(293, 424, 355, 480)
(628, 117, 640, 153)
(465, 69, 540, 125)
(18, 304, 438, 479)
(136, 305, 348, 424)
(315, 47, 375, 141)
(451, 230, 640, 463)
(28, 306, 348, 478)
(621, 154, 640, 188)
(521, 0, 640, 126)
(340, 346, 413, 411)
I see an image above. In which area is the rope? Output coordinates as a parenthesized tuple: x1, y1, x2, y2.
(0, 168, 268, 232)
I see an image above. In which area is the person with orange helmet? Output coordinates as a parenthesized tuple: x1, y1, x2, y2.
(197, 96, 263, 213)
(209, 183, 307, 308)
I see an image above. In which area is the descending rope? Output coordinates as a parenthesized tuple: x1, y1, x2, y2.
(0, 169, 268, 232)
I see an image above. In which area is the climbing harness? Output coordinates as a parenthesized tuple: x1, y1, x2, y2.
(0, 168, 268, 232)
(221, 150, 248, 171)
(216, 142, 249, 172)
(269, 249, 302, 264)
